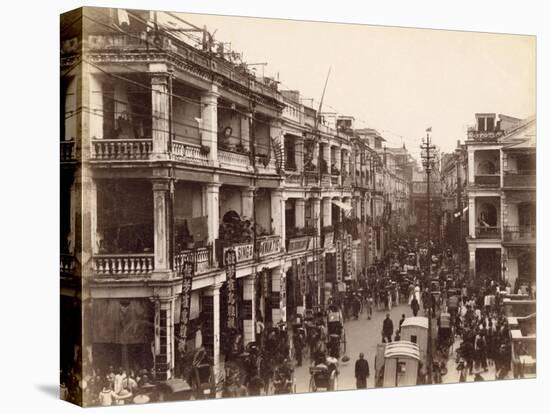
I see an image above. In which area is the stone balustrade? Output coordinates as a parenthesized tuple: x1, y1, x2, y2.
(93, 254, 154, 276)
(91, 139, 153, 160)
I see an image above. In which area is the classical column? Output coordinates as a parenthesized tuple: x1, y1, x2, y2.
(271, 188, 285, 243)
(80, 173, 97, 276)
(322, 144, 331, 170)
(242, 275, 256, 345)
(150, 68, 170, 158)
(468, 197, 476, 238)
(312, 197, 321, 233)
(206, 183, 221, 247)
(152, 179, 172, 278)
(468, 245, 476, 279)
(205, 283, 223, 380)
(241, 186, 255, 220)
(468, 149, 475, 184)
(201, 84, 220, 164)
(240, 112, 251, 152)
(334, 147, 341, 171)
(154, 298, 175, 380)
(322, 197, 332, 228)
(295, 198, 305, 229)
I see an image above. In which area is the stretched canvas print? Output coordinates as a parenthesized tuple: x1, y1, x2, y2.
(60, 6, 536, 407)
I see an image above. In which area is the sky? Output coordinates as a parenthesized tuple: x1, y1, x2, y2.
(163, 11, 536, 160)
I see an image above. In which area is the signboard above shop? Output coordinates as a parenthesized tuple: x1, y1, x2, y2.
(222, 242, 254, 265)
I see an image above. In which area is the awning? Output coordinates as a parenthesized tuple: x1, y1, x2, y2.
(331, 200, 353, 215)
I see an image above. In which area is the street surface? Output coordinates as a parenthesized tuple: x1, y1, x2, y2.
(293, 302, 413, 393)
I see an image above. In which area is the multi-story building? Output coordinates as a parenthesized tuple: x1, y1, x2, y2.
(464, 113, 535, 289)
(439, 141, 467, 260)
(60, 8, 420, 394)
(61, 7, 288, 383)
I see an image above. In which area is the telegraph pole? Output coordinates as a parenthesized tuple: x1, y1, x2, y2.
(420, 128, 436, 384)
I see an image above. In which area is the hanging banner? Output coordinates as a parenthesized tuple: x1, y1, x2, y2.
(299, 257, 307, 297)
(280, 270, 287, 321)
(336, 240, 343, 283)
(179, 261, 194, 349)
(224, 249, 237, 330)
(346, 234, 353, 280)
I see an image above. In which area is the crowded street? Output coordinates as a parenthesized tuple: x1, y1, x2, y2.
(58, 7, 536, 407)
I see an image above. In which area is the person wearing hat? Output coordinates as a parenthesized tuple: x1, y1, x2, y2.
(382, 314, 394, 343)
(355, 353, 370, 389)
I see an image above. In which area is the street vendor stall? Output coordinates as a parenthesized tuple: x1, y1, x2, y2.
(381, 341, 421, 388)
(399, 317, 429, 366)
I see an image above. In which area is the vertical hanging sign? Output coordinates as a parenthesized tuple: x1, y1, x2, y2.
(346, 234, 353, 279)
(336, 240, 343, 283)
(225, 249, 237, 330)
(280, 270, 287, 321)
(179, 261, 194, 349)
(299, 257, 307, 297)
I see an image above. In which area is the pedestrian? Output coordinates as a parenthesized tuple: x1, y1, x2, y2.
(355, 352, 370, 389)
(411, 296, 420, 317)
(366, 295, 373, 320)
(382, 313, 394, 343)
(399, 314, 406, 331)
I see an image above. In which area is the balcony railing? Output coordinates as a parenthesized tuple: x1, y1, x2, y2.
(304, 172, 320, 186)
(285, 173, 303, 186)
(173, 245, 214, 274)
(331, 175, 340, 185)
(219, 148, 251, 171)
(91, 139, 153, 160)
(60, 253, 76, 275)
(93, 253, 154, 276)
(60, 141, 76, 162)
(171, 141, 210, 166)
(474, 174, 500, 187)
(475, 226, 501, 239)
(503, 171, 536, 188)
(467, 129, 505, 141)
(503, 225, 536, 243)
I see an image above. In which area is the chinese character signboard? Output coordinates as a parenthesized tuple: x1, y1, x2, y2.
(346, 234, 353, 280)
(223, 243, 254, 265)
(336, 240, 343, 282)
(225, 249, 237, 330)
(179, 261, 194, 350)
(299, 256, 307, 296)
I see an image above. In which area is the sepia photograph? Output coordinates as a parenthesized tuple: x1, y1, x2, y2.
(58, 5, 536, 408)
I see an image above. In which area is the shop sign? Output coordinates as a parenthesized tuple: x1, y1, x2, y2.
(224, 249, 237, 330)
(323, 232, 334, 249)
(287, 236, 310, 253)
(223, 242, 254, 264)
(336, 240, 343, 283)
(257, 236, 282, 258)
(179, 261, 194, 349)
(346, 234, 353, 279)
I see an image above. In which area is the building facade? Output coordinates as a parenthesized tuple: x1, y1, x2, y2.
(464, 113, 535, 289)
(60, 7, 418, 391)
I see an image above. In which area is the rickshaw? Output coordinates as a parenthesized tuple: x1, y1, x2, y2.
(326, 306, 346, 359)
(309, 356, 339, 392)
(271, 359, 296, 394)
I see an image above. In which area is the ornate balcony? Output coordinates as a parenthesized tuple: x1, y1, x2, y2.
(92, 253, 154, 277)
(503, 225, 536, 244)
(503, 171, 536, 188)
(219, 148, 251, 171)
(475, 226, 501, 239)
(60, 253, 76, 276)
(91, 139, 153, 161)
(171, 141, 210, 166)
(173, 245, 214, 274)
(60, 141, 76, 162)
(467, 128, 505, 141)
(474, 174, 500, 187)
